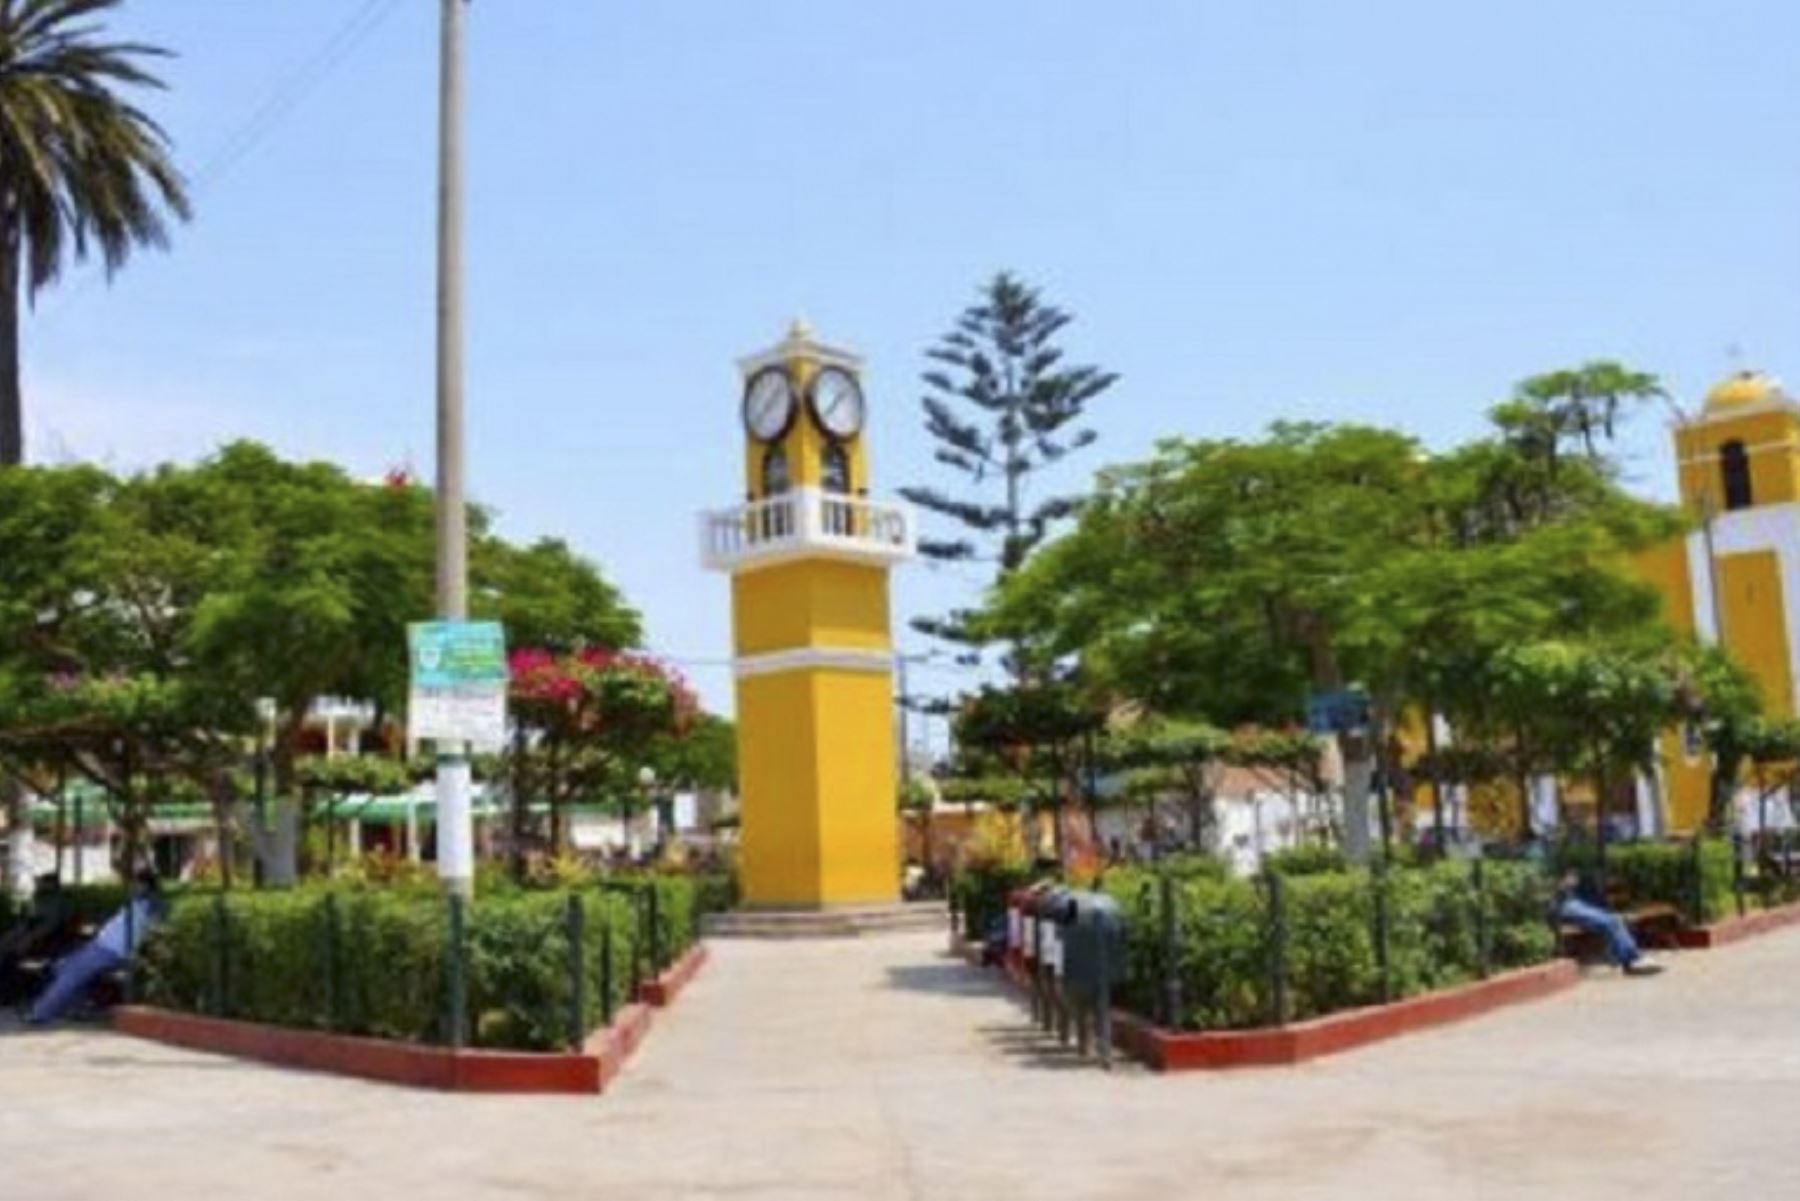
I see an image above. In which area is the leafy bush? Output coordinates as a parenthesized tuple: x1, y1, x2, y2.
(1145, 853, 1230, 882)
(692, 870, 738, 918)
(140, 884, 642, 1052)
(1103, 859, 1556, 1032)
(1264, 845, 1350, 877)
(952, 862, 1034, 942)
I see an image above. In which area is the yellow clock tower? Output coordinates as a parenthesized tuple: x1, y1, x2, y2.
(700, 322, 916, 908)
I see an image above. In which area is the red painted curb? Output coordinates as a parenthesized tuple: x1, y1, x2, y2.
(112, 941, 711, 1094)
(1114, 959, 1578, 1071)
(638, 943, 708, 1007)
(112, 1008, 601, 1093)
(1673, 901, 1800, 949)
(586, 1002, 655, 1091)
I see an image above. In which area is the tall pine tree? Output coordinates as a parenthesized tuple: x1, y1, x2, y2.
(901, 272, 1117, 666)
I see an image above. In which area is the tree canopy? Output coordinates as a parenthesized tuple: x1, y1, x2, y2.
(0, 441, 651, 880)
(901, 272, 1118, 668)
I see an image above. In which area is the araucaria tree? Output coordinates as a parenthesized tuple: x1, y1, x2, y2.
(901, 272, 1117, 663)
(0, 0, 190, 466)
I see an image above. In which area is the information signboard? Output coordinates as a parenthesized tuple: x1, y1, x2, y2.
(407, 620, 508, 751)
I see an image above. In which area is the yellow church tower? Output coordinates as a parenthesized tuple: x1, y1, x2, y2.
(1644, 370, 1800, 829)
(700, 322, 916, 908)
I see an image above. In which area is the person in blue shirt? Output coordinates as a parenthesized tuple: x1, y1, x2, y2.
(27, 870, 165, 1024)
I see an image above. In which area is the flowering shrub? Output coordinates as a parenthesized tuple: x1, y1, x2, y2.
(508, 648, 697, 735)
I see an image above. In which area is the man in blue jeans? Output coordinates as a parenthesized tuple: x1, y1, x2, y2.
(1554, 870, 1665, 976)
(28, 870, 164, 1024)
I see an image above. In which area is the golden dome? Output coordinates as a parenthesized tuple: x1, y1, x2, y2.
(1705, 370, 1784, 412)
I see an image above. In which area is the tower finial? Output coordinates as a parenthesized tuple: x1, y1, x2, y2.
(786, 315, 815, 344)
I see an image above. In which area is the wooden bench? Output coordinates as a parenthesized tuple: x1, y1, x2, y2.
(1558, 896, 1684, 956)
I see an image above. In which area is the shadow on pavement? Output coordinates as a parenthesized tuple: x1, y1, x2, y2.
(885, 956, 1136, 1073)
(884, 961, 1006, 998)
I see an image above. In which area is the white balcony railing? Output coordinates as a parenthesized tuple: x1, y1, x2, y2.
(700, 486, 917, 572)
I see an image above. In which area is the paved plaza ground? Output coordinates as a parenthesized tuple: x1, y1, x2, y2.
(3, 926, 1799, 1201)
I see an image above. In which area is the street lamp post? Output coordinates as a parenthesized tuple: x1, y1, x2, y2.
(634, 766, 657, 861)
(253, 696, 276, 887)
(433, 0, 473, 898)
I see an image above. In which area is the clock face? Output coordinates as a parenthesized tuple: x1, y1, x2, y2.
(742, 368, 796, 442)
(809, 367, 866, 439)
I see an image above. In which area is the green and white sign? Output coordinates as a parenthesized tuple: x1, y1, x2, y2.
(407, 620, 508, 750)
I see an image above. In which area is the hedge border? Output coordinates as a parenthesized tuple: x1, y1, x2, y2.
(112, 941, 708, 1094)
(969, 937, 1577, 1072)
(1672, 899, 1800, 949)
(1110, 959, 1577, 1070)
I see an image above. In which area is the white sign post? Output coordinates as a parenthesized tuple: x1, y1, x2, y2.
(408, 621, 507, 892)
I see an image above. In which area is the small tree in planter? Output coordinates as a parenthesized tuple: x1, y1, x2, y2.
(953, 679, 1105, 869)
(295, 754, 416, 875)
(1492, 640, 1682, 870)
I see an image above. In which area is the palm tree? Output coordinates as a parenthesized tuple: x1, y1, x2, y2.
(0, 0, 189, 466)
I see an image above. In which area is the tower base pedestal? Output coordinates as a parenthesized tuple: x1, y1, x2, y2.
(701, 901, 947, 940)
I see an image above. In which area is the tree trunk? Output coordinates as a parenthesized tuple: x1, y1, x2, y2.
(0, 227, 22, 467)
(1514, 724, 1534, 841)
(548, 740, 566, 859)
(2, 777, 28, 900)
(1425, 709, 1446, 856)
(1592, 739, 1610, 892)
(267, 710, 306, 885)
(509, 724, 528, 883)
(209, 769, 235, 891)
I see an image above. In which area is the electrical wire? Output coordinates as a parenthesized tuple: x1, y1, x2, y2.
(33, 0, 408, 323)
(194, 0, 409, 189)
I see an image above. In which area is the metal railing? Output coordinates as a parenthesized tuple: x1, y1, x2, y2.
(700, 487, 916, 571)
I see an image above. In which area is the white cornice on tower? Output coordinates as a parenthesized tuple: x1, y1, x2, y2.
(736, 317, 864, 379)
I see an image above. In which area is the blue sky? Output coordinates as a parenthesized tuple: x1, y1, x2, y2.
(28, 2, 1800, 722)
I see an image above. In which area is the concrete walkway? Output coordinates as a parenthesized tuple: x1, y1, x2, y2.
(3, 927, 1800, 1200)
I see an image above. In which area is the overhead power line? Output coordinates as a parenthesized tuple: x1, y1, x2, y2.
(195, 0, 408, 189)
(33, 0, 408, 326)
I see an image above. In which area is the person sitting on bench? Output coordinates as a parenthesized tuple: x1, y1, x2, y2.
(27, 870, 164, 1024)
(1554, 869, 1664, 976)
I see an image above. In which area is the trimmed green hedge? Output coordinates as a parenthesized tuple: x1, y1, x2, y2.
(138, 881, 702, 1052)
(1551, 838, 1733, 923)
(1103, 859, 1556, 1032)
(1262, 845, 1350, 877)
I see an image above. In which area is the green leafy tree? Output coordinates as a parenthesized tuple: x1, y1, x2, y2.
(477, 537, 642, 652)
(295, 752, 415, 874)
(1679, 643, 1769, 834)
(0, 445, 646, 887)
(1114, 718, 1229, 852)
(645, 712, 735, 795)
(901, 272, 1117, 666)
(952, 677, 1104, 866)
(990, 368, 1683, 856)
(0, 0, 191, 465)
(1489, 639, 1682, 855)
(1504, 360, 1665, 465)
(1740, 716, 1800, 842)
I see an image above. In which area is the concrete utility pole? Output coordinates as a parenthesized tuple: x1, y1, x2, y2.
(434, 0, 473, 898)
